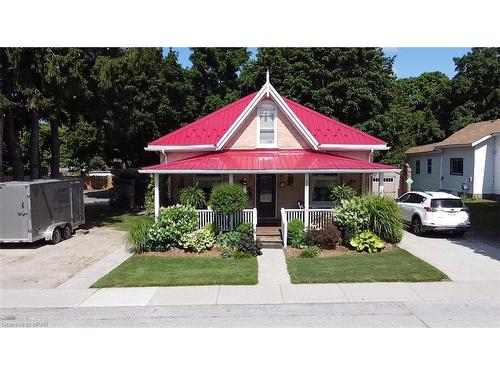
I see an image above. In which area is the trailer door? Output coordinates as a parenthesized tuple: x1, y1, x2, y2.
(0, 185, 30, 241)
(70, 181, 84, 224)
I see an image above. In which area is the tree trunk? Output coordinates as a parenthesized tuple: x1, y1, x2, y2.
(5, 109, 23, 180)
(50, 116, 60, 178)
(29, 108, 40, 180)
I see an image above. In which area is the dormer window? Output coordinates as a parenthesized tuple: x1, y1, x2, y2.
(257, 100, 277, 147)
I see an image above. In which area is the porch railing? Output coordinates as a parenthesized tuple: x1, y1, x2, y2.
(280, 208, 334, 247)
(197, 208, 257, 239)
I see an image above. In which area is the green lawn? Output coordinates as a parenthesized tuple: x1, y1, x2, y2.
(91, 255, 258, 287)
(84, 204, 144, 231)
(464, 199, 500, 243)
(286, 249, 448, 283)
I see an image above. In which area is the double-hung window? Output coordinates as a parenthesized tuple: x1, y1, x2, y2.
(257, 101, 277, 147)
(427, 159, 432, 174)
(415, 160, 421, 174)
(450, 158, 463, 176)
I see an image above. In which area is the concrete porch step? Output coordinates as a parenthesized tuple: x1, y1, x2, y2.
(259, 241, 283, 249)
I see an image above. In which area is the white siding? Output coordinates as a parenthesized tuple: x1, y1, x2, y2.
(407, 153, 441, 191)
(440, 147, 474, 195)
(494, 135, 500, 195)
(473, 137, 495, 195)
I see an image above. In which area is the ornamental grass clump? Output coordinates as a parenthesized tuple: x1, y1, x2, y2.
(180, 184, 207, 208)
(209, 183, 248, 215)
(359, 194, 403, 243)
(127, 216, 154, 254)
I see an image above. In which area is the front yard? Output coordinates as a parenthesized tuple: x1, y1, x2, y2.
(286, 248, 448, 283)
(91, 255, 258, 287)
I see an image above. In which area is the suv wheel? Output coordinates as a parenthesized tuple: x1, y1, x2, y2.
(411, 216, 423, 236)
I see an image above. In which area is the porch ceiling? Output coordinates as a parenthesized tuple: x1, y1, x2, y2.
(140, 149, 400, 174)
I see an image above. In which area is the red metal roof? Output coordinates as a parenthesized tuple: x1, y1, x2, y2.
(284, 99, 386, 145)
(142, 149, 396, 172)
(148, 92, 387, 147)
(149, 92, 258, 146)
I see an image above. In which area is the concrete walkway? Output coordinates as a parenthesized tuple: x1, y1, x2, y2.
(58, 247, 132, 289)
(1, 280, 498, 308)
(257, 248, 291, 285)
(400, 231, 500, 281)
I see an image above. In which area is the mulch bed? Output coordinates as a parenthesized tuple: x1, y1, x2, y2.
(141, 247, 222, 258)
(284, 243, 395, 258)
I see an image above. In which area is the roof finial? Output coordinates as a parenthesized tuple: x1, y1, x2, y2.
(265, 69, 270, 97)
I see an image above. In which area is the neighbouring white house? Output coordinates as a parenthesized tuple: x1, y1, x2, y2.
(139, 74, 400, 245)
(406, 119, 500, 198)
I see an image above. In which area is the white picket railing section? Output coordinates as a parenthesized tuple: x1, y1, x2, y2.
(198, 208, 257, 239)
(281, 208, 334, 247)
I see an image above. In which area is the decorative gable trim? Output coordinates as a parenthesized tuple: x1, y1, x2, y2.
(216, 82, 319, 151)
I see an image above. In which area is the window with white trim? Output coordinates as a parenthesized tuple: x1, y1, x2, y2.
(257, 100, 277, 147)
(310, 174, 340, 208)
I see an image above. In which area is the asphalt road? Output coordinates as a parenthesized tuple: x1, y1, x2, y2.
(2, 300, 499, 328)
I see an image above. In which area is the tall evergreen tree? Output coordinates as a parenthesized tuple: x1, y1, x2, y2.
(189, 48, 250, 116)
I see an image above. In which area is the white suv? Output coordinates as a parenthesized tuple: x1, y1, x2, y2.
(396, 191, 471, 236)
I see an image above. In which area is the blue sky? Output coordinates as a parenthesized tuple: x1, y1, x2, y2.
(164, 47, 471, 79)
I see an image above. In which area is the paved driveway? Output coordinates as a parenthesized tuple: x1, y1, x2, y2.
(400, 231, 500, 281)
(0, 227, 126, 289)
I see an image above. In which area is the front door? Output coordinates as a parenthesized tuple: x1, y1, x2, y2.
(256, 174, 276, 222)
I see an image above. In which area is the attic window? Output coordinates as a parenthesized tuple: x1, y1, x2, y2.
(257, 100, 277, 147)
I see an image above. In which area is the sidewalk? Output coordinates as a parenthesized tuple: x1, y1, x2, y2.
(1, 281, 498, 308)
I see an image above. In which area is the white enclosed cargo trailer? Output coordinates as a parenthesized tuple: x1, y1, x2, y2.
(0, 179, 85, 244)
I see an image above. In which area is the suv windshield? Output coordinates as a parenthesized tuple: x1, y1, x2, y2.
(431, 199, 464, 208)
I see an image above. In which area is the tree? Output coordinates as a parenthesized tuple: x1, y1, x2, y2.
(449, 48, 500, 132)
(239, 48, 396, 126)
(189, 48, 250, 116)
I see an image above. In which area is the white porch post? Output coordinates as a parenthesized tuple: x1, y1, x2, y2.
(304, 173, 310, 229)
(378, 172, 385, 196)
(228, 174, 234, 184)
(154, 173, 160, 219)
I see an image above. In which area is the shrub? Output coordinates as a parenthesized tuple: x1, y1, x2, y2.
(330, 183, 357, 206)
(235, 222, 253, 236)
(216, 231, 242, 249)
(333, 198, 369, 242)
(299, 245, 321, 258)
(350, 231, 385, 253)
(238, 234, 263, 256)
(307, 223, 342, 248)
(209, 183, 248, 215)
(179, 227, 215, 253)
(148, 204, 199, 250)
(180, 184, 207, 208)
(220, 245, 237, 259)
(359, 194, 403, 243)
(204, 223, 219, 236)
(127, 216, 154, 253)
(287, 219, 306, 247)
(233, 251, 253, 259)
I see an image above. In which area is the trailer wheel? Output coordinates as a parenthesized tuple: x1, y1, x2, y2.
(62, 225, 72, 240)
(51, 228, 62, 244)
